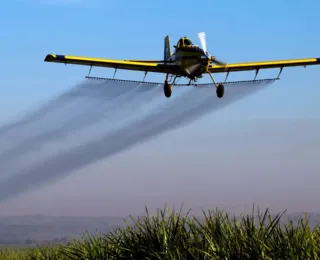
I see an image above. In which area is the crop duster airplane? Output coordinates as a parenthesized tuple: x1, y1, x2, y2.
(44, 32, 320, 98)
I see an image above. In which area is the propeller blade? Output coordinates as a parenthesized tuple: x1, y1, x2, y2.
(198, 32, 227, 67)
(198, 32, 207, 53)
(211, 59, 226, 66)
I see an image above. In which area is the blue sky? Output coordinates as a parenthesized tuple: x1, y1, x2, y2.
(0, 0, 320, 216)
(2, 0, 320, 122)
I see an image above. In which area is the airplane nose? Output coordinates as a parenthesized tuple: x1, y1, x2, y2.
(200, 56, 209, 65)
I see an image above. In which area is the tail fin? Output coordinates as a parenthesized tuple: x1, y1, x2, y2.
(164, 35, 171, 63)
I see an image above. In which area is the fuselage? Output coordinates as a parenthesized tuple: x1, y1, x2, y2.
(167, 37, 209, 78)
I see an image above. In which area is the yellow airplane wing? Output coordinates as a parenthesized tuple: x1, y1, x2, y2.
(208, 57, 320, 73)
(44, 54, 178, 74)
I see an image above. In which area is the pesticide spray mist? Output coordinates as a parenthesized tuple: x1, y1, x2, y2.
(0, 78, 274, 202)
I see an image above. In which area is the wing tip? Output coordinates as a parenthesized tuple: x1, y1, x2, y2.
(44, 54, 66, 62)
(44, 54, 56, 62)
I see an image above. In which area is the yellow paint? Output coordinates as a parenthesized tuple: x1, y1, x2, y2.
(44, 54, 172, 74)
(208, 58, 319, 73)
(44, 41, 320, 78)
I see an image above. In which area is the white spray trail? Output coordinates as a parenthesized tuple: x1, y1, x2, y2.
(0, 80, 135, 153)
(0, 81, 162, 175)
(0, 79, 273, 201)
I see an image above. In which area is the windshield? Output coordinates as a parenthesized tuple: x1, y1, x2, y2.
(184, 38, 193, 46)
(176, 38, 193, 48)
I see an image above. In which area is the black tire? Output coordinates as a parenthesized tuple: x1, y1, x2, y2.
(216, 84, 224, 98)
(164, 81, 172, 98)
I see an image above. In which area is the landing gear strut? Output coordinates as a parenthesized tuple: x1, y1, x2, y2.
(207, 71, 224, 98)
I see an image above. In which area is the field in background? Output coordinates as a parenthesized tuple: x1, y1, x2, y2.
(0, 206, 320, 259)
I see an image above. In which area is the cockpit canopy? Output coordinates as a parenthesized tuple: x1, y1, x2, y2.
(175, 37, 193, 48)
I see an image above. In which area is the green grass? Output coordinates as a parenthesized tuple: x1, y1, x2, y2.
(0, 206, 320, 259)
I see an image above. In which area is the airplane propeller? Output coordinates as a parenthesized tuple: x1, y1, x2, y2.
(184, 32, 227, 78)
(198, 32, 226, 66)
(198, 32, 207, 53)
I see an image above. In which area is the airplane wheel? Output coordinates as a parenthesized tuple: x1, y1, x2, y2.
(216, 84, 224, 98)
(164, 81, 172, 98)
